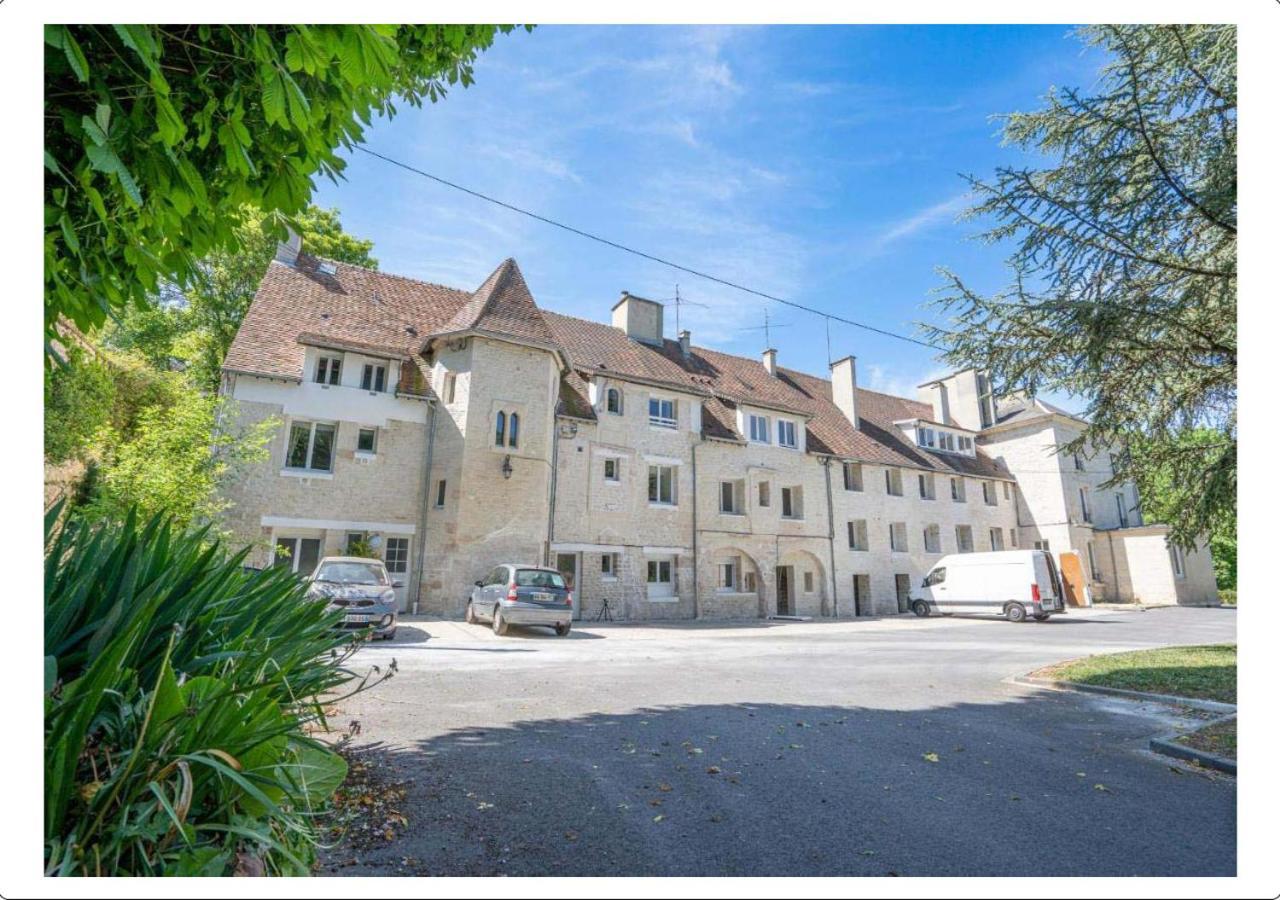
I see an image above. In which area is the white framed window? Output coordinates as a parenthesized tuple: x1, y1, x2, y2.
(604, 458, 620, 482)
(924, 524, 942, 553)
(842, 462, 863, 492)
(648, 396, 677, 428)
(940, 432, 956, 452)
(606, 387, 623, 415)
(958, 435, 974, 454)
(384, 537, 409, 575)
(847, 519, 869, 551)
(889, 522, 908, 553)
(955, 525, 974, 553)
(885, 468, 903, 496)
(356, 427, 377, 454)
(1074, 452, 1087, 472)
(916, 426, 936, 448)
(285, 420, 336, 472)
(803, 571, 815, 593)
(1003, 482, 1011, 500)
(646, 557, 676, 599)
(1034, 539, 1050, 552)
(717, 557, 740, 593)
(951, 477, 966, 502)
(273, 536, 321, 576)
(748, 414, 771, 443)
(781, 486, 803, 519)
(918, 472, 936, 500)
(990, 528, 1005, 551)
(648, 464, 677, 505)
(982, 481, 998, 506)
(344, 531, 366, 554)
(434, 479, 447, 509)
(442, 372, 457, 404)
(361, 363, 387, 393)
(314, 354, 341, 385)
(601, 552, 619, 578)
(1079, 486, 1092, 523)
(1169, 543, 1186, 578)
(744, 570, 757, 592)
(757, 481, 771, 507)
(719, 479, 745, 515)
(777, 419, 798, 449)
(495, 410, 520, 448)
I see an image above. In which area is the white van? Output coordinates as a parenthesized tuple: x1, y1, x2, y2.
(910, 549, 1066, 622)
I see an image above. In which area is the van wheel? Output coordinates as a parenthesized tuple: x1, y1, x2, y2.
(1033, 612, 1050, 622)
(912, 599, 930, 618)
(465, 602, 477, 624)
(492, 609, 509, 636)
(1006, 603, 1028, 623)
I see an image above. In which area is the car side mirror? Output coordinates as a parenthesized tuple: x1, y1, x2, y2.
(475, 580, 484, 587)
(392, 580, 404, 589)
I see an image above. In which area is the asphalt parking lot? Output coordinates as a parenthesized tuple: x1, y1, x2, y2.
(320, 606, 1236, 876)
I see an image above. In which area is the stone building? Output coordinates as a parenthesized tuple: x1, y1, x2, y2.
(218, 246, 1216, 619)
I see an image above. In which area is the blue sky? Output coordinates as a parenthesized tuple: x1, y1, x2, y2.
(313, 25, 1107, 405)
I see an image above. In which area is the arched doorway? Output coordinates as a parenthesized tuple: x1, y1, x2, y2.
(775, 549, 827, 618)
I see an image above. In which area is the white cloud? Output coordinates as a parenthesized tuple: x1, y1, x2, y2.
(872, 192, 971, 251)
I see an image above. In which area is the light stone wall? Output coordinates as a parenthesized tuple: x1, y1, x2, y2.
(1102, 526, 1219, 606)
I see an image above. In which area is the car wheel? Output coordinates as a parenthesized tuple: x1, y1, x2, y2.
(1033, 612, 1050, 622)
(911, 599, 930, 618)
(492, 609, 509, 636)
(465, 601, 477, 624)
(1006, 602, 1028, 623)
(382, 629, 397, 641)
(555, 623, 571, 637)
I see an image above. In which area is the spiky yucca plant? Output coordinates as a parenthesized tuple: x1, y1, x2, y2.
(44, 503, 384, 875)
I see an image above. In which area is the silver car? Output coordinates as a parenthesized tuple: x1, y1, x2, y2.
(465, 564, 573, 636)
(307, 556, 399, 640)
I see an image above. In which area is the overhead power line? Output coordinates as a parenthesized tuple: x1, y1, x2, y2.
(353, 145, 944, 352)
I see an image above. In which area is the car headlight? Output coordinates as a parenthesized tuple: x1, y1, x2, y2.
(381, 589, 395, 604)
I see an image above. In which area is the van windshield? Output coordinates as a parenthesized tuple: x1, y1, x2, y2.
(923, 567, 946, 587)
(515, 569, 567, 589)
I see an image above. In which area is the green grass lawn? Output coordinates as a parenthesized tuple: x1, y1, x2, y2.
(1176, 717, 1237, 760)
(1040, 643, 1236, 704)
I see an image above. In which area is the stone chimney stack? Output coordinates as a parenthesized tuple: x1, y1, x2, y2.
(611, 291, 664, 346)
(762, 348, 778, 377)
(678, 330, 691, 358)
(274, 227, 302, 266)
(830, 355, 859, 429)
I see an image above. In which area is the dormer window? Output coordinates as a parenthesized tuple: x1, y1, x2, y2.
(315, 355, 341, 385)
(916, 426, 936, 449)
(361, 363, 387, 393)
(748, 414, 770, 444)
(777, 420, 798, 449)
(606, 388, 623, 415)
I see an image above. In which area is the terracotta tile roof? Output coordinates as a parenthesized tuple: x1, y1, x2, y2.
(433, 258, 559, 348)
(226, 253, 1011, 479)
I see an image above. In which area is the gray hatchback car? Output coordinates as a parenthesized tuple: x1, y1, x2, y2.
(466, 564, 573, 636)
(307, 556, 399, 640)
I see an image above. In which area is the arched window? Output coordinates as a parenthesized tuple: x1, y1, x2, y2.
(495, 411, 506, 447)
(606, 388, 622, 415)
(508, 412, 520, 448)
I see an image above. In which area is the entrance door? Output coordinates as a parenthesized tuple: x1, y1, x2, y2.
(1058, 551, 1091, 607)
(556, 552, 581, 620)
(895, 574, 912, 613)
(852, 574, 870, 616)
(383, 536, 411, 610)
(777, 566, 793, 615)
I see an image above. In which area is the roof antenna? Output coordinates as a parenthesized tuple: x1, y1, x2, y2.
(735, 307, 793, 349)
(669, 284, 708, 337)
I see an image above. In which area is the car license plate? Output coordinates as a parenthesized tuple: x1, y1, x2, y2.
(345, 613, 377, 624)
(533, 592, 553, 603)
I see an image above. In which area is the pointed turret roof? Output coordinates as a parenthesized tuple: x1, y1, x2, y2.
(432, 258, 560, 349)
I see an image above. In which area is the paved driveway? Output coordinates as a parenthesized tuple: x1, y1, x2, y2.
(320, 606, 1236, 876)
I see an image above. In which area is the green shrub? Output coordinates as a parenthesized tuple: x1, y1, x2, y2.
(44, 503, 384, 875)
(1218, 589, 1236, 606)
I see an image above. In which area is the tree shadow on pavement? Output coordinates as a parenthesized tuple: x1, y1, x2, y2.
(317, 693, 1236, 878)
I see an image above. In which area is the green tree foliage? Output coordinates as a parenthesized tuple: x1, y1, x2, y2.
(44, 24, 519, 353)
(45, 505, 389, 875)
(105, 204, 377, 390)
(44, 344, 117, 464)
(927, 25, 1235, 548)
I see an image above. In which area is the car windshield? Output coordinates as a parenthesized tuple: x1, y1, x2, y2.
(515, 569, 566, 589)
(314, 561, 389, 586)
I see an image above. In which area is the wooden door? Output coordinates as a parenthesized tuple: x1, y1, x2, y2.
(1058, 551, 1089, 607)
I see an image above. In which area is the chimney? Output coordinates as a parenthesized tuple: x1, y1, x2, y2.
(917, 380, 951, 424)
(274, 227, 301, 266)
(762, 348, 778, 377)
(678, 330, 691, 358)
(611, 291, 664, 346)
(830, 355, 859, 428)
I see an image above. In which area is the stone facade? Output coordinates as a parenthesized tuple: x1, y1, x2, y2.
(218, 252, 1215, 620)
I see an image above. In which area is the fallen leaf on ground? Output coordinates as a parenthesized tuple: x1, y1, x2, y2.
(922, 752, 940, 763)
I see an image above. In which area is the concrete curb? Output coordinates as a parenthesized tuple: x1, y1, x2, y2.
(1149, 721, 1237, 775)
(1011, 675, 1237, 715)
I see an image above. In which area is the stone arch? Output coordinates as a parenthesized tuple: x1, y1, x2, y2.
(702, 545, 766, 619)
(775, 547, 828, 618)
